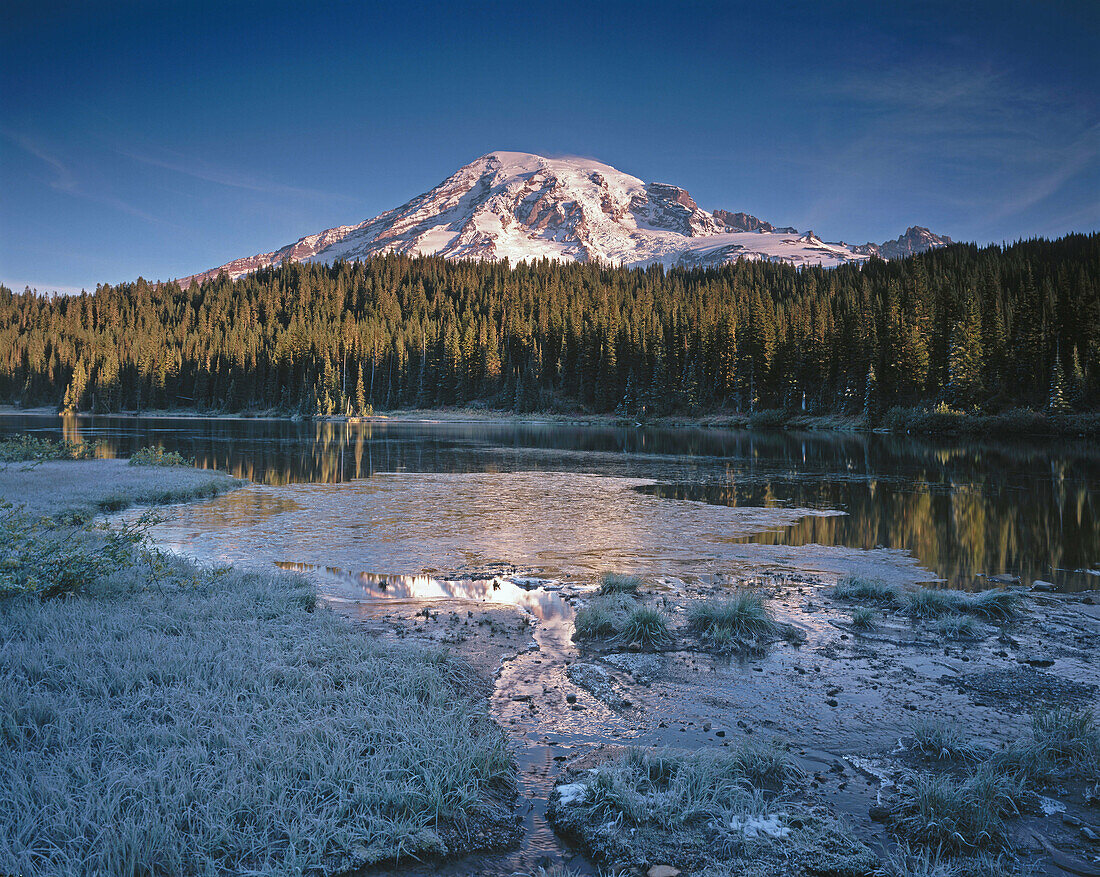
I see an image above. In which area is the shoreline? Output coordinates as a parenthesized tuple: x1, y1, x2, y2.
(2, 403, 1097, 438)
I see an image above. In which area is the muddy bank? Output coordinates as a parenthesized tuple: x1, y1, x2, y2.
(334, 568, 1100, 876)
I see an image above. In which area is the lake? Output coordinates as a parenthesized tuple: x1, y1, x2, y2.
(2, 412, 1097, 592)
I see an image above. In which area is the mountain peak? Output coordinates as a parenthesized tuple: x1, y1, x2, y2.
(178, 152, 952, 287)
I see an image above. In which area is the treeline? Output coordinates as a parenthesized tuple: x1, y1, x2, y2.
(2, 233, 1098, 418)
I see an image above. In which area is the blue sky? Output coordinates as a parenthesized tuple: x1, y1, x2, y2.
(2, 0, 1098, 293)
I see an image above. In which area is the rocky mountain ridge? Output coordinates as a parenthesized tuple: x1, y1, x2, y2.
(180, 152, 951, 287)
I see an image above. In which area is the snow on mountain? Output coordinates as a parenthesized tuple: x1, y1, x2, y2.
(851, 226, 954, 260)
(179, 152, 951, 286)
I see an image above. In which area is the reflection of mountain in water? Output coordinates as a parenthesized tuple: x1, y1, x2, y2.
(276, 562, 570, 623)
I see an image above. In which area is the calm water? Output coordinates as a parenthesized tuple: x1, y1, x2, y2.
(2, 413, 1098, 590)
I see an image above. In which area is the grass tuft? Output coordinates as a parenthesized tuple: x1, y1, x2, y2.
(891, 771, 1009, 852)
(597, 572, 642, 596)
(560, 741, 802, 830)
(850, 607, 878, 630)
(936, 615, 979, 640)
(911, 720, 985, 762)
(833, 575, 901, 607)
(1031, 708, 1099, 776)
(963, 589, 1020, 621)
(573, 593, 634, 638)
(905, 588, 967, 619)
(688, 592, 778, 649)
(614, 605, 672, 650)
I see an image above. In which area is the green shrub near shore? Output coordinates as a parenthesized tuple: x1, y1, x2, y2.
(0, 506, 515, 876)
(0, 434, 95, 462)
(127, 445, 192, 466)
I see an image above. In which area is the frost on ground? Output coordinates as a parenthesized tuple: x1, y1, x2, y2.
(0, 464, 516, 877)
(0, 457, 241, 519)
(547, 744, 878, 876)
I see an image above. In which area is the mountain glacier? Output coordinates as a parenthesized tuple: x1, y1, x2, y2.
(180, 152, 951, 286)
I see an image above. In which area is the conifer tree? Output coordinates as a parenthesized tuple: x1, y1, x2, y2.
(946, 294, 984, 408)
(1048, 344, 1070, 413)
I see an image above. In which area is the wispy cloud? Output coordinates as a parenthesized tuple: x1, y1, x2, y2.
(4, 132, 167, 225)
(796, 58, 1100, 238)
(117, 146, 357, 203)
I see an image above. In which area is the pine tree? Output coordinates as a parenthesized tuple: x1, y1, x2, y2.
(62, 360, 88, 413)
(355, 363, 367, 416)
(946, 294, 984, 409)
(1048, 344, 1070, 413)
(863, 364, 879, 419)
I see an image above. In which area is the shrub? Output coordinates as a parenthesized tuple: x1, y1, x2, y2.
(0, 503, 146, 599)
(128, 446, 192, 467)
(597, 572, 641, 596)
(833, 576, 901, 607)
(0, 435, 95, 462)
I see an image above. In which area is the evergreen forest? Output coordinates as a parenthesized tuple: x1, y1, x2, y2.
(2, 234, 1098, 420)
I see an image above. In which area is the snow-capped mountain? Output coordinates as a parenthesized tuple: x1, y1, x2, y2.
(180, 152, 951, 286)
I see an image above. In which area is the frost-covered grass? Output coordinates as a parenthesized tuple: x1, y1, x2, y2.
(1031, 708, 1100, 776)
(597, 572, 642, 596)
(962, 589, 1020, 621)
(573, 593, 635, 638)
(833, 576, 901, 607)
(0, 538, 514, 875)
(558, 743, 801, 829)
(687, 592, 778, 649)
(573, 594, 671, 649)
(905, 588, 967, 619)
(984, 708, 1100, 788)
(888, 710, 1099, 854)
(910, 720, 985, 762)
(834, 577, 1019, 625)
(551, 742, 878, 876)
(890, 768, 1030, 852)
(0, 458, 242, 520)
(936, 615, 980, 640)
(882, 843, 1018, 877)
(850, 607, 878, 630)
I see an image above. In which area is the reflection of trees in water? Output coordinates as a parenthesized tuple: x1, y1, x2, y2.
(640, 468, 1097, 589)
(10, 414, 1100, 589)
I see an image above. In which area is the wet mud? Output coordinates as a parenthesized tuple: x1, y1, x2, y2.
(313, 563, 1099, 876)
